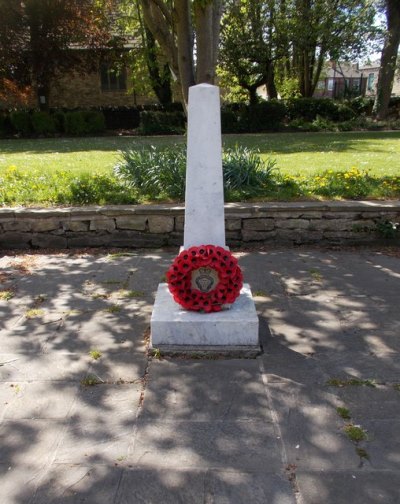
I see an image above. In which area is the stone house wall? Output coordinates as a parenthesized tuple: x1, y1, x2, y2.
(50, 71, 139, 109)
(0, 201, 399, 250)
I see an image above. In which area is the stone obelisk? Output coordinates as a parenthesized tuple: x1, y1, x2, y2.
(150, 84, 259, 355)
(184, 84, 226, 249)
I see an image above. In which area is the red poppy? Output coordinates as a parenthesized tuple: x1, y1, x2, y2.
(166, 244, 243, 312)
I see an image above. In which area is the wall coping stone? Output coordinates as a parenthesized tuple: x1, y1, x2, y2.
(1, 201, 399, 249)
(1, 200, 399, 219)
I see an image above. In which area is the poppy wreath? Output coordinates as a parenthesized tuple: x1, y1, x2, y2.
(166, 244, 243, 312)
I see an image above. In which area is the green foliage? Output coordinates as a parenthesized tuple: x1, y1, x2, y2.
(242, 101, 287, 132)
(221, 107, 241, 133)
(31, 111, 56, 135)
(83, 111, 106, 134)
(344, 424, 367, 442)
(64, 111, 105, 135)
(68, 173, 135, 204)
(138, 111, 186, 135)
(327, 377, 376, 387)
(65, 111, 87, 135)
(375, 219, 399, 239)
(0, 290, 14, 301)
(89, 349, 102, 360)
(223, 145, 276, 197)
(0, 166, 137, 206)
(114, 144, 186, 200)
(53, 110, 66, 132)
(336, 407, 351, 420)
(0, 114, 7, 137)
(221, 101, 287, 133)
(115, 144, 277, 201)
(10, 111, 31, 135)
(80, 374, 102, 386)
(349, 96, 374, 115)
(287, 98, 355, 122)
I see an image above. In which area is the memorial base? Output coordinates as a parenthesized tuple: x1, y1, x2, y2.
(150, 283, 260, 357)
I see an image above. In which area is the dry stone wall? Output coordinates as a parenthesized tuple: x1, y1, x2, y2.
(0, 201, 399, 249)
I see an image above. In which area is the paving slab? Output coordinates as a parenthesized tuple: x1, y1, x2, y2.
(3, 382, 78, 420)
(115, 468, 207, 504)
(31, 464, 124, 504)
(130, 419, 282, 471)
(0, 352, 90, 382)
(115, 468, 296, 504)
(267, 382, 360, 471)
(141, 359, 271, 421)
(0, 419, 64, 468)
(296, 471, 400, 504)
(0, 246, 399, 503)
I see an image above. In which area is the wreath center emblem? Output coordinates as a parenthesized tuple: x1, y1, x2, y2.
(191, 267, 219, 293)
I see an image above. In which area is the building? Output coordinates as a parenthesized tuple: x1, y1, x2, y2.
(314, 61, 400, 99)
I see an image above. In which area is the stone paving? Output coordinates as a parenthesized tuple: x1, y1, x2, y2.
(0, 246, 399, 503)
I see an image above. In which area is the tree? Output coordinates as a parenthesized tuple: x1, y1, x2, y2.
(140, 0, 222, 109)
(373, 0, 400, 119)
(219, 0, 278, 105)
(0, 0, 115, 109)
(289, 0, 376, 97)
(116, 0, 173, 106)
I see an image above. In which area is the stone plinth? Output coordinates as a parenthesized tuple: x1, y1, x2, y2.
(150, 284, 260, 356)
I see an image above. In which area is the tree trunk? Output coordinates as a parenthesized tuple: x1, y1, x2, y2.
(174, 0, 195, 108)
(144, 27, 172, 106)
(373, 0, 400, 119)
(194, 0, 222, 83)
(140, 0, 179, 78)
(266, 60, 278, 98)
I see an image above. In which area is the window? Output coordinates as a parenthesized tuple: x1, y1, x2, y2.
(367, 73, 375, 91)
(327, 78, 334, 91)
(100, 63, 127, 92)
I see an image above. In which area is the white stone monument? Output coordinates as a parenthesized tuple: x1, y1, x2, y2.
(150, 84, 259, 356)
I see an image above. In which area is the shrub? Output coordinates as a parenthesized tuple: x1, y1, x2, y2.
(83, 111, 106, 134)
(286, 98, 354, 122)
(309, 168, 373, 199)
(53, 110, 66, 133)
(0, 113, 7, 137)
(101, 106, 141, 129)
(31, 111, 56, 135)
(114, 144, 277, 201)
(349, 96, 374, 115)
(241, 100, 287, 132)
(311, 116, 335, 131)
(10, 110, 31, 135)
(223, 145, 276, 191)
(65, 111, 87, 135)
(68, 173, 135, 204)
(139, 110, 186, 135)
(221, 108, 241, 133)
(114, 145, 186, 199)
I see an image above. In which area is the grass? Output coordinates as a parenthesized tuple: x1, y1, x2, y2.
(89, 349, 102, 360)
(327, 378, 376, 388)
(0, 131, 399, 205)
(344, 424, 368, 442)
(1, 131, 399, 176)
(0, 290, 14, 301)
(336, 407, 351, 420)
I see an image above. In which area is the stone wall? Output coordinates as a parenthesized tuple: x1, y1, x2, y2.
(0, 201, 399, 250)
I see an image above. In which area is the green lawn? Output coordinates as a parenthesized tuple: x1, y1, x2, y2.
(1, 131, 399, 177)
(0, 131, 399, 205)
